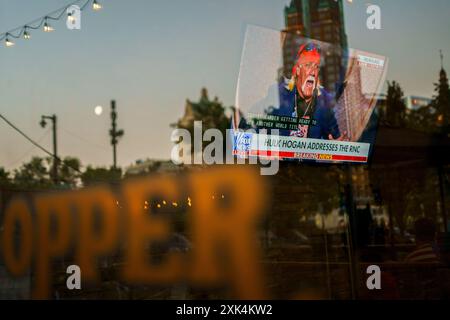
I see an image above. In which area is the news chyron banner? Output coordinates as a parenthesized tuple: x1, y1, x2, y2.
(232, 25, 389, 164)
(234, 132, 370, 163)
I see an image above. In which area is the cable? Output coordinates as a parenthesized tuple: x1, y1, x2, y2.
(61, 127, 110, 151)
(5, 128, 51, 168)
(0, 113, 82, 174)
(0, 113, 54, 157)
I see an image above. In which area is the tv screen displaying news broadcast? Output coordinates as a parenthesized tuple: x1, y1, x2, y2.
(232, 25, 388, 164)
(2, 0, 450, 310)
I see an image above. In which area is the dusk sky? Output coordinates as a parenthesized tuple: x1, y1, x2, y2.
(1, 0, 449, 171)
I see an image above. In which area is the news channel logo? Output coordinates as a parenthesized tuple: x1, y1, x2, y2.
(233, 131, 253, 153)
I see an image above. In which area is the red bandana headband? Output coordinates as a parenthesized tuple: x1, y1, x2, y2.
(292, 43, 321, 76)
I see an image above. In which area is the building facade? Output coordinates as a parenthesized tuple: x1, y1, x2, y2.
(282, 0, 348, 93)
(405, 96, 432, 111)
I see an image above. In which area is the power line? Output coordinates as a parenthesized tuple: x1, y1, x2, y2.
(5, 128, 51, 168)
(0, 113, 54, 158)
(61, 127, 110, 151)
(0, 113, 82, 174)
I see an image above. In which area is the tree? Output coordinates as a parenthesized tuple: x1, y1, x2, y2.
(172, 88, 231, 153)
(81, 166, 122, 187)
(432, 66, 450, 133)
(13, 156, 53, 190)
(11, 156, 82, 190)
(407, 104, 436, 133)
(385, 81, 406, 127)
(0, 167, 12, 189)
(59, 157, 82, 188)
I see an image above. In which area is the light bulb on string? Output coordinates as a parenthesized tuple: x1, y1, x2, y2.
(23, 27, 31, 40)
(5, 34, 14, 47)
(43, 18, 54, 32)
(92, 0, 102, 11)
(67, 12, 76, 24)
(1, 0, 106, 48)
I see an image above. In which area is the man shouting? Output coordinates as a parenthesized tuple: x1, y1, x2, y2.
(282, 42, 346, 140)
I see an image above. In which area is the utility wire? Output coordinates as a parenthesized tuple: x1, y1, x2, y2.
(0, 113, 82, 174)
(5, 127, 50, 168)
(61, 127, 110, 151)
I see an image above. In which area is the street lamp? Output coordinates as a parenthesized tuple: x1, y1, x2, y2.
(40, 114, 58, 184)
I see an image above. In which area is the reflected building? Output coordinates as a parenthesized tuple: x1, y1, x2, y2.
(405, 96, 432, 112)
(282, 0, 348, 93)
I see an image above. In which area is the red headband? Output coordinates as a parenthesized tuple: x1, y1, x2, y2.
(292, 44, 321, 76)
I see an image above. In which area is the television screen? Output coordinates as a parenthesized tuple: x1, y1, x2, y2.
(232, 25, 389, 164)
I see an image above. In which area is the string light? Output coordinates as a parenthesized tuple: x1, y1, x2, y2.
(67, 12, 76, 24)
(5, 34, 14, 47)
(23, 28, 31, 40)
(93, 0, 103, 11)
(43, 18, 54, 32)
(0, 0, 103, 48)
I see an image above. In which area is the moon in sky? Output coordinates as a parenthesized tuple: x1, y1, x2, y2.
(94, 105, 103, 116)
